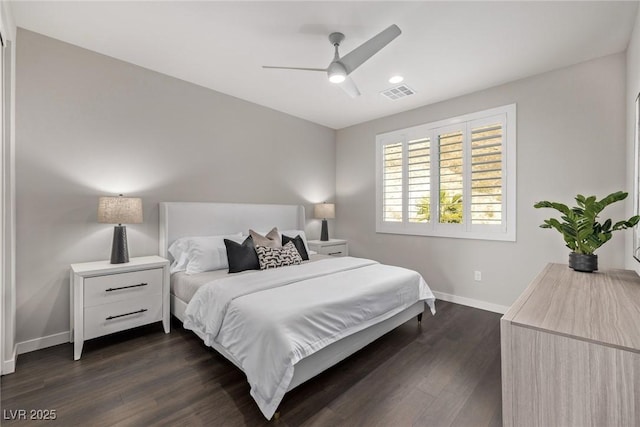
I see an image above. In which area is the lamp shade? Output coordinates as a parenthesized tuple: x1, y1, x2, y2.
(98, 196, 143, 224)
(314, 203, 335, 219)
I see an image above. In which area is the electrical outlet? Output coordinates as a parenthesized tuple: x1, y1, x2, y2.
(474, 271, 482, 282)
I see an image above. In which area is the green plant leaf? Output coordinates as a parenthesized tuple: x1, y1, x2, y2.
(534, 201, 571, 216)
(534, 191, 635, 255)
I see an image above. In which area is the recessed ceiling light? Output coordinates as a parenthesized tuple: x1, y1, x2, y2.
(389, 75, 404, 84)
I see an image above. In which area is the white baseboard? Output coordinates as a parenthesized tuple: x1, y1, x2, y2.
(2, 345, 16, 375)
(433, 291, 509, 314)
(9, 294, 506, 361)
(16, 331, 69, 355)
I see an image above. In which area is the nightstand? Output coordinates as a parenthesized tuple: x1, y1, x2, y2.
(308, 239, 349, 257)
(70, 255, 170, 360)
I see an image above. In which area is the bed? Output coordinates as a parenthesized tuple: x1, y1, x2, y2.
(159, 202, 436, 419)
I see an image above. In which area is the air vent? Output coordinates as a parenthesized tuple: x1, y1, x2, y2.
(381, 84, 416, 100)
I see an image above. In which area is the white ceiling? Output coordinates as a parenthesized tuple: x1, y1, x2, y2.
(10, 1, 639, 129)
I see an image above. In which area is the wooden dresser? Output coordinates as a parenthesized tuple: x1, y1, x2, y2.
(501, 263, 640, 427)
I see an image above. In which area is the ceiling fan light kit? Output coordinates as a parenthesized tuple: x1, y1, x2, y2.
(263, 24, 402, 97)
(327, 61, 347, 83)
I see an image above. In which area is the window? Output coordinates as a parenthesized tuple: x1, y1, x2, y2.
(376, 104, 516, 241)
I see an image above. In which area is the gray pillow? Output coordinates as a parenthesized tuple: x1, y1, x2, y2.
(282, 234, 309, 261)
(224, 236, 260, 273)
(249, 227, 282, 248)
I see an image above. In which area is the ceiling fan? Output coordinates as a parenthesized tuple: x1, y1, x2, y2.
(263, 24, 402, 98)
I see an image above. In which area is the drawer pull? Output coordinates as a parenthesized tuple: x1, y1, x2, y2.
(106, 309, 147, 321)
(105, 283, 148, 292)
(328, 251, 343, 255)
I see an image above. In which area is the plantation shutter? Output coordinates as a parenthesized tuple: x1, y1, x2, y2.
(408, 137, 431, 223)
(382, 141, 403, 222)
(376, 104, 514, 240)
(437, 129, 464, 224)
(470, 120, 504, 226)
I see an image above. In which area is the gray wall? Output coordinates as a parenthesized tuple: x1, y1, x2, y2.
(626, 6, 640, 272)
(15, 29, 336, 343)
(1, 0, 17, 372)
(336, 53, 627, 308)
(14, 27, 631, 344)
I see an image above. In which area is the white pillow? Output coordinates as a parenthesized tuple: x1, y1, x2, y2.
(168, 233, 243, 274)
(168, 238, 192, 274)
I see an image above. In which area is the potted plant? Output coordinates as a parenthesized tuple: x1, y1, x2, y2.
(534, 191, 640, 272)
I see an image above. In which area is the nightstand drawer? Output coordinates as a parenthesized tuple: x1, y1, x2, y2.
(84, 294, 163, 340)
(84, 268, 163, 307)
(316, 243, 348, 257)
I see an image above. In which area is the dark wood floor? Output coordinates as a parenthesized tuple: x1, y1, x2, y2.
(1, 301, 502, 426)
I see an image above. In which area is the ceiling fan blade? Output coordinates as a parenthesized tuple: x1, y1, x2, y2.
(262, 66, 327, 72)
(338, 76, 361, 98)
(340, 24, 401, 74)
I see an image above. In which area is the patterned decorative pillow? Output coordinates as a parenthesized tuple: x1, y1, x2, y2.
(256, 241, 303, 270)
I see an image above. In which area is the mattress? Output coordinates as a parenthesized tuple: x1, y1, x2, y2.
(171, 253, 331, 303)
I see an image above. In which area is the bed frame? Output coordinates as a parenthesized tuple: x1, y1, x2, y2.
(159, 202, 425, 403)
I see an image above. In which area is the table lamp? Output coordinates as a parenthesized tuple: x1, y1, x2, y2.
(314, 203, 335, 241)
(98, 194, 143, 264)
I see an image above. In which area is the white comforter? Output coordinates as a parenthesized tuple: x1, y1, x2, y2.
(183, 256, 435, 419)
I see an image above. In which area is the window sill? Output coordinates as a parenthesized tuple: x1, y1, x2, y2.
(376, 226, 516, 242)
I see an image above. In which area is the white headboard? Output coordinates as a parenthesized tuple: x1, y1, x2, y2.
(159, 202, 306, 259)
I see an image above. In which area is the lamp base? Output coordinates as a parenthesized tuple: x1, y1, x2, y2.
(110, 225, 129, 264)
(320, 219, 329, 241)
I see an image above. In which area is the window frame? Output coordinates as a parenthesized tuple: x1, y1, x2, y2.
(375, 104, 516, 241)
